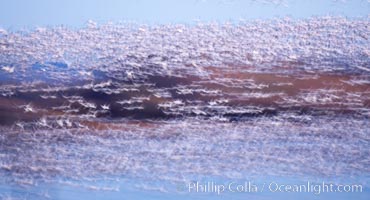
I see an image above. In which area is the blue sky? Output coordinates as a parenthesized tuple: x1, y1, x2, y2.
(0, 0, 369, 29)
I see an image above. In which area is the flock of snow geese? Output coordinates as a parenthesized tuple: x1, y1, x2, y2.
(0, 14, 369, 198)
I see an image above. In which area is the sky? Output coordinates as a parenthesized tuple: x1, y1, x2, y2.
(0, 0, 369, 29)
